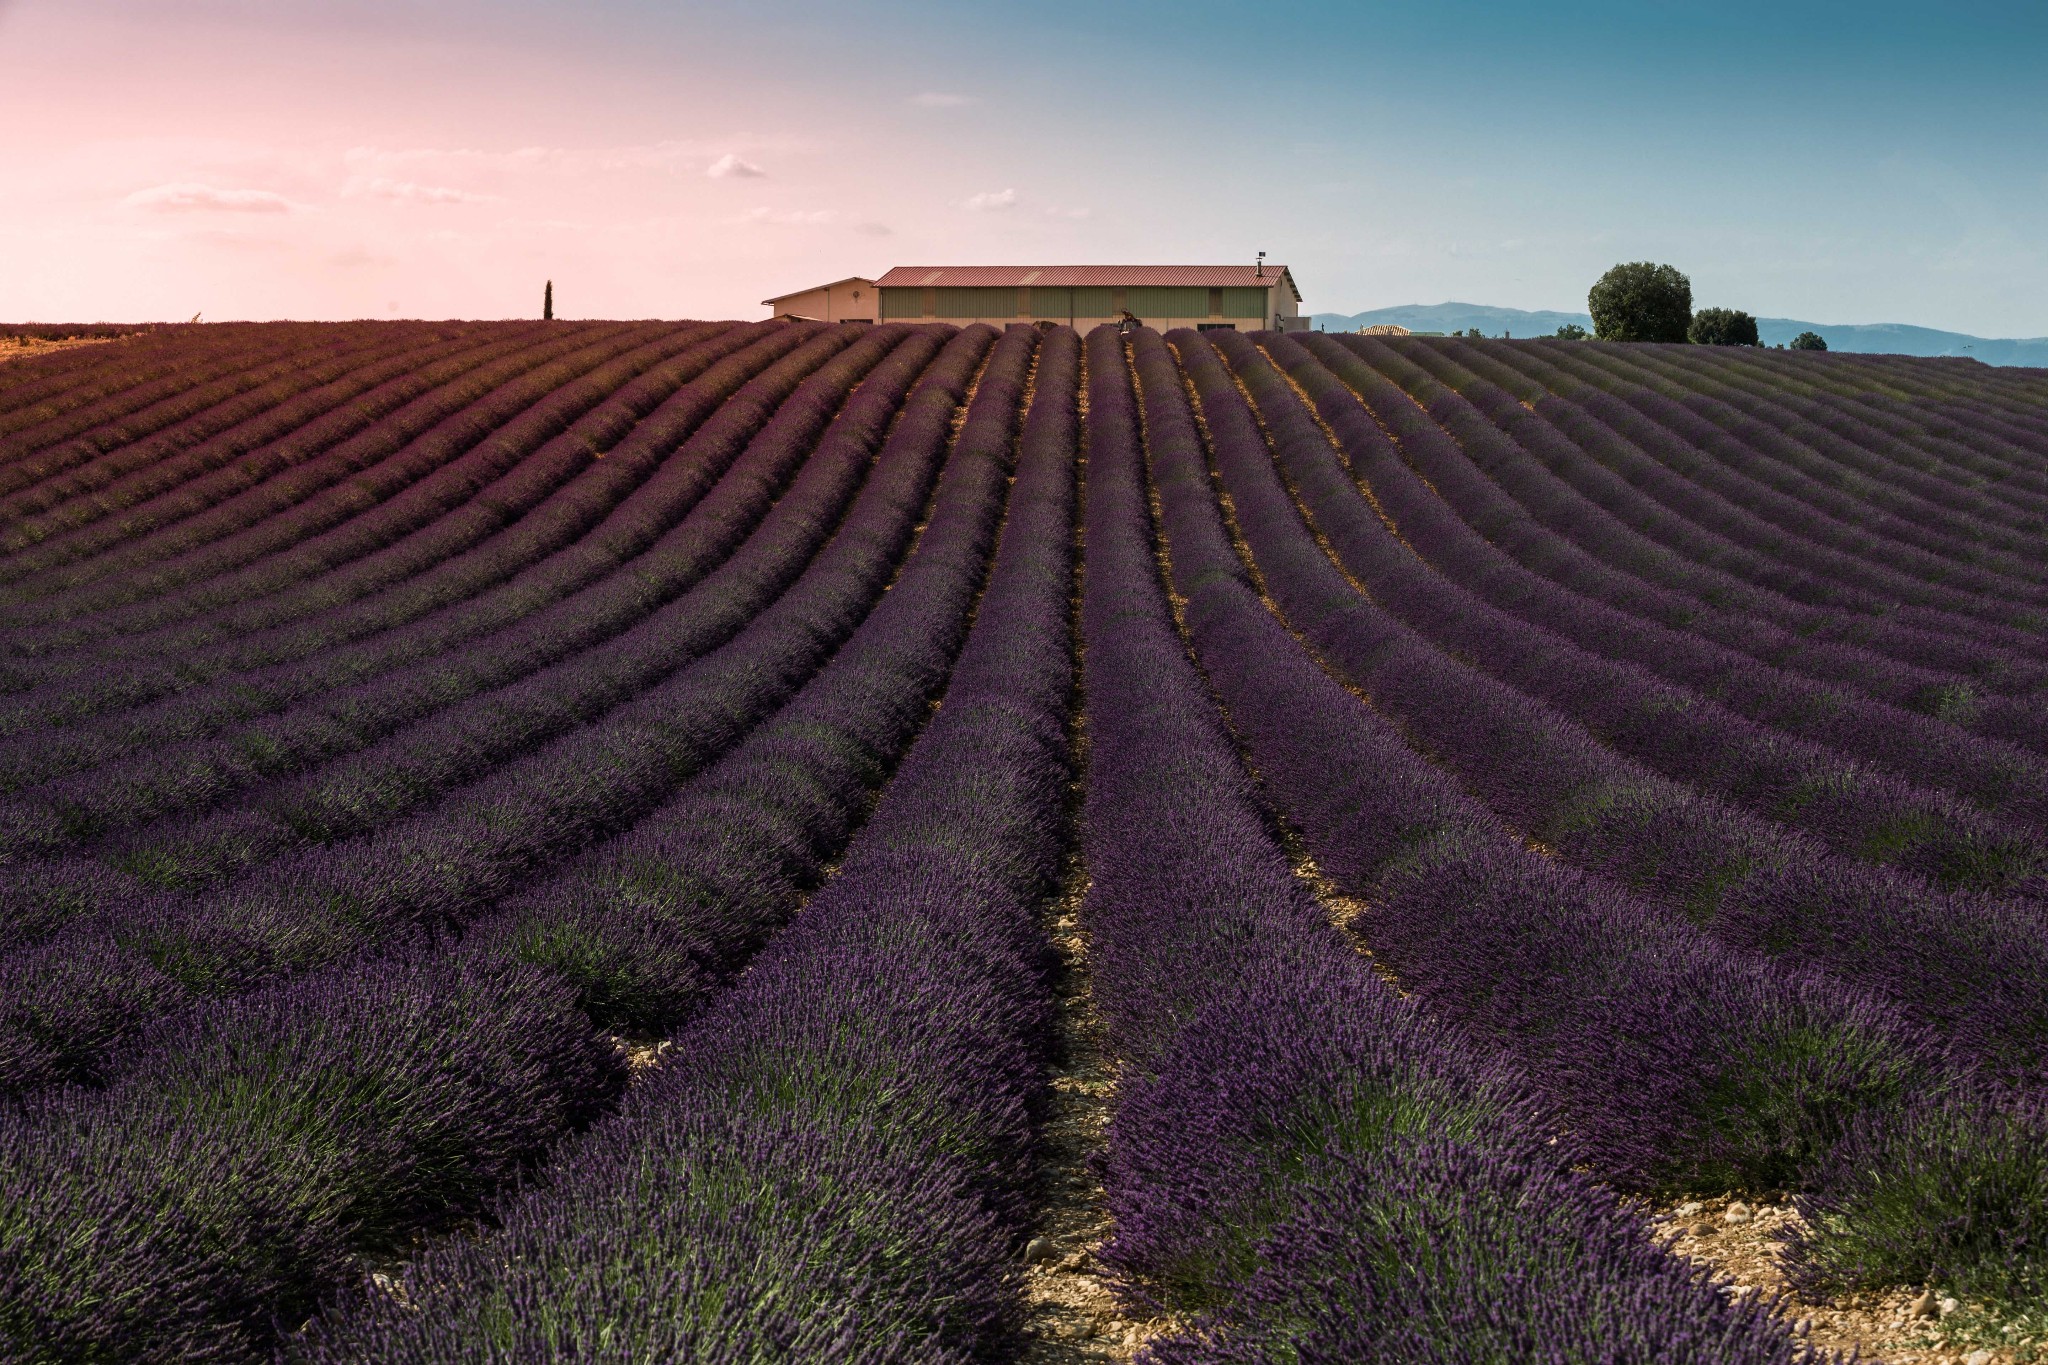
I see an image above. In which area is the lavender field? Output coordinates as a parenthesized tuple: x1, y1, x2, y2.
(2, 318, 2046, 1363)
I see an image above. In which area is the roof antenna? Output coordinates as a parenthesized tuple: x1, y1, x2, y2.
(1256, 251, 1266, 279)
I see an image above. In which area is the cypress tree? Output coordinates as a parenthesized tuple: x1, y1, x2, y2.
(544, 280, 554, 321)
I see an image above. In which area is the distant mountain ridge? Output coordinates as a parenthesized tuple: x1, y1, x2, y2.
(1307, 302, 2048, 367)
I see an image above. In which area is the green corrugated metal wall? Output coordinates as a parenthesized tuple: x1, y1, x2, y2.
(879, 288, 924, 320)
(931, 287, 1015, 316)
(1122, 286, 1207, 317)
(1029, 287, 1072, 318)
(1068, 287, 1115, 316)
(1220, 287, 1270, 318)
(880, 281, 1271, 322)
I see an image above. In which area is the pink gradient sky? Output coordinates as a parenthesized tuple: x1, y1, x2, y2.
(0, 2, 1132, 321)
(4, 1, 2044, 333)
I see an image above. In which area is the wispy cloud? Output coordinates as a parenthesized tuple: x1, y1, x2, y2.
(123, 183, 297, 214)
(346, 177, 495, 205)
(853, 220, 893, 236)
(1043, 204, 1092, 219)
(911, 92, 974, 108)
(964, 187, 1018, 212)
(707, 153, 767, 179)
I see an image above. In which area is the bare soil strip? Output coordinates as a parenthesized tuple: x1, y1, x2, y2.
(0, 336, 121, 365)
(1647, 1194, 2034, 1365)
(1017, 869, 1157, 1362)
(1019, 342, 1169, 1362)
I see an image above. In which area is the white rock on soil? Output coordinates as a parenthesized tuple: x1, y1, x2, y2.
(1723, 1202, 1752, 1224)
(1938, 1296, 1960, 1316)
(1964, 1351, 1993, 1365)
(1676, 1200, 1705, 1217)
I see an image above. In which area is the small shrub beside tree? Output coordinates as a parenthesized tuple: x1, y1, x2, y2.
(1588, 262, 1692, 343)
(1790, 331, 1828, 351)
(1688, 307, 1759, 346)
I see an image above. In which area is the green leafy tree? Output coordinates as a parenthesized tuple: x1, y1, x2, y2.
(1588, 262, 1692, 343)
(1459, 326, 1485, 340)
(544, 280, 554, 321)
(1553, 323, 1589, 340)
(1688, 307, 1759, 346)
(1790, 330, 1828, 351)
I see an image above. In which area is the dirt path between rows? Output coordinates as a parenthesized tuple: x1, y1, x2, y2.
(0, 337, 120, 364)
(1650, 1193, 2030, 1365)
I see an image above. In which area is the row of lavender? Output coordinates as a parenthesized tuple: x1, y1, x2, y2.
(295, 325, 1082, 1362)
(0, 324, 1044, 1358)
(1310, 336, 2048, 767)
(0, 323, 446, 492)
(1235, 334, 2048, 902)
(1, 321, 2045, 1356)
(0, 324, 990, 1093)
(1082, 327, 1806, 1360)
(0, 322, 901, 929)
(1404, 334, 2048, 647)
(174, 320, 1827, 1363)
(1376, 335, 2048, 687)
(8, 319, 2031, 925)
(1155, 328, 2047, 1313)
(0, 321, 721, 639)
(1346, 335, 2048, 754)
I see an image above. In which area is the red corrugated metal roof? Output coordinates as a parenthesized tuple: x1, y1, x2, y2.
(872, 265, 1301, 301)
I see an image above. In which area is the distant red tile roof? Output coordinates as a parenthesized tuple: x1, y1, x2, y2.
(873, 265, 1301, 301)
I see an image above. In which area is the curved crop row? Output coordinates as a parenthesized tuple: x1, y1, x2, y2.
(0, 321, 675, 634)
(0, 322, 819, 727)
(1158, 331, 2048, 1318)
(1662, 344, 2048, 518)
(1390, 337, 2048, 749)
(1178, 330, 2048, 1095)
(301, 330, 1075, 1365)
(1423, 337, 2048, 678)
(0, 323, 407, 478)
(1568, 342, 2048, 587)
(0, 326, 1045, 1364)
(0, 325, 360, 437)
(0, 327, 634, 585)
(1264, 336, 2048, 809)
(1153, 325, 1949, 1188)
(1498, 338, 2048, 632)
(0, 322, 535, 567)
(1613, 341, 2048, 546)
(1211, 331, 2048, 898)
(0, 325, 484, 513)
(1355, 335, 2048, 662)
(1080, 326, 1802, 1361)
(0, 322, 591, 616)
(0, 326, 996, 1095)
(0, 325, 895, 867)
(470, 323, 1043, 1030)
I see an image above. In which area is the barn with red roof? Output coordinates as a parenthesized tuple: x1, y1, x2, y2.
(767, 264, 1304, 333)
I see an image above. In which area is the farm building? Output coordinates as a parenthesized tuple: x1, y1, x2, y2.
(760, 276, 878, 323)
(874, 265, 1304, 332)
(763, 265, 1305, 332)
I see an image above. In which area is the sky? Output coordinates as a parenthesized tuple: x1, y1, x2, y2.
(2, 0, 2044, 334)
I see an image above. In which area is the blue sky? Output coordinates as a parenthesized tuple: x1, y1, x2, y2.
(2, 0, 2043, 332)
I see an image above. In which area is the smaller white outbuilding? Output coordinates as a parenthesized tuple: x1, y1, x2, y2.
(760, 277, 877, 324)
